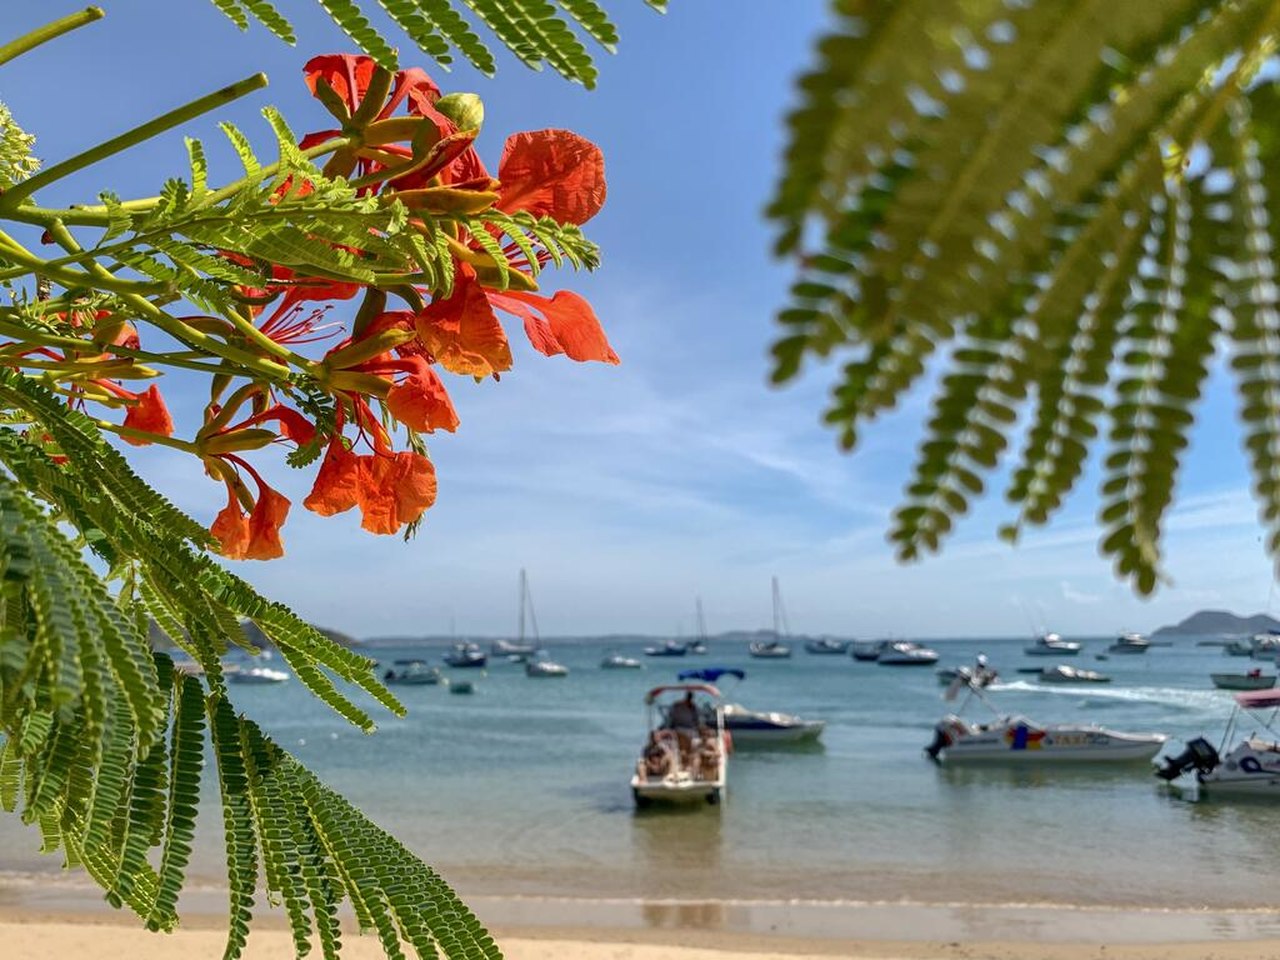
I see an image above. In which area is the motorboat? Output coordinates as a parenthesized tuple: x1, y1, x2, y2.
(748, 639, 791, 659)
(443, 643, 487, 668)
(631, 683, 728, 807)
(644, 640, 688, 657)
(678, 667, 824, 745)
(492, 639, 537, 660)
(1251, 632, 1280, 660)
(1038, 665, 1111, 684)
(877, 641, 939, 666)
(1156, 689, 1280, 797)
(928, 679, 1166, 763)
(851, 640, 887, 661)
(804, 638, 850, 655)
(382, 659, 443, 685)
(1211, 672, 1276, 691)
(525, 650, 569, 677)
(601, 651, 644, 669)
(1108, 633, 1151, 654)
(749, 576, 794, 658)
(687, 640, 708, 655)
(227, 665, 289, 684)
(1024, 632, 1082, 656)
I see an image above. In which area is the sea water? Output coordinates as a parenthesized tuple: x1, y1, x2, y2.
(2, 636, 1278, 910)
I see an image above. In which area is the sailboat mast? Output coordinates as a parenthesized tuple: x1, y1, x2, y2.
(518, 568, 526, 644)
(696, 596, 707, 641)
(772, 576, 780, 639)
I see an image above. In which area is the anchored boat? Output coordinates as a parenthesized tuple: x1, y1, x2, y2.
(678, 667, 824, 745)
(1156, 689, 1280, 797)
(631, 683, 728, 807)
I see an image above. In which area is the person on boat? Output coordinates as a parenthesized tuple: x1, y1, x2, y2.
(643, 732, 672, 777)
(667, 692, 700, 761)
(1249, 667, 1262, 679)
(695, 726, 720, 780)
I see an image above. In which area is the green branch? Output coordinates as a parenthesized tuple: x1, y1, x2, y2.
(0, 7, 103, 67)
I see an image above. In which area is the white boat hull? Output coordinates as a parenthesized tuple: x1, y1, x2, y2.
(1197, 742, 1280, 797)
(930, 716, 1166, 764)
(630, 772, 724, 804)
(726, 721, 824, 744)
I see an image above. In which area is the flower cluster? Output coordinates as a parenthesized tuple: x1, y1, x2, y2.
(35, 53, 617, 560)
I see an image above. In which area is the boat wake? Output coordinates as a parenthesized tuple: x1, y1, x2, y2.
(989, 680, 1228, 714)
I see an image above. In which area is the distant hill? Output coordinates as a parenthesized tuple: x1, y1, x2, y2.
(1151, 610, 1280, 638)
(149, 619, 359, 650)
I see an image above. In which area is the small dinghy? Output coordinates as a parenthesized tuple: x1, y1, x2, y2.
(1210, 671, 1276, 691)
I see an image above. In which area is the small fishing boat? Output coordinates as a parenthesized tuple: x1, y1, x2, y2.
(1024, 632, 1082, 656)
(877, 641, 939, 666)
(443, 642, 487, 668)
(601, 651, 644, 669)
(928, 679, 1166, 764)
(382, 659, 443, 685)
(679, 667, 824, 745)
(851, 640, 887, 661)
(1156, 689, 1280, 797)
(644, 640, 688, 657)
(1211, 672, 1276, 691)
(1038, 665, 1111, 684)
(804, 637, 850, 655)
(447, 679, 474, 694)
(227, 665, 290, 684)
(525, 650, 569, 677)
(1108, 633, 1151, 654)
(631, 683, 728, 807)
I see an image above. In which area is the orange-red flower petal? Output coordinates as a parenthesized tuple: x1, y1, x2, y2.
(414, 265, 513, 378)
(386, 361, 460, 433)
(122, 385, 175, 446)
(212, 494, 251, 560)
(304, 439, 362, 517)
(489, 289, 619, 365)
(497, 130, 606, 225)
(358, 451, 437, 534)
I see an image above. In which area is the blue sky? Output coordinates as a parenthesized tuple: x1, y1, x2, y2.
(4, 3, 1278, 639)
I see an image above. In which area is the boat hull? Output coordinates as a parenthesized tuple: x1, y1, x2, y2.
(630, 775, 724, 804)
(931, 717, 1166, 764)
(1210, 674, 1277, 691)
(725, 721, 824, 744)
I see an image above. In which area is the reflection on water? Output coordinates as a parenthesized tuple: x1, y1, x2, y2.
(630, 804, 723, 895)
(641, 900, 727, 931)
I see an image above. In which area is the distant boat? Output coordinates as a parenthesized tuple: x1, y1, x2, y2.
(526, 651, 569, 677)
(1038, 664, 1110, 684)
(383, 659, 443, 685)
(644, 640, 688, 657)
(877, 641, 938, 666)
(851, 640, 887, 662)
(1211, 672, 1276, 691)
(227, 665, 289, 684)
(1024, 633, 1082, 656)
(688, 597, 710, 655)
(1108, 633, 1151, 654)
(749, 576, 793, 658)
(494, 569, 540, 661)
(448, 679, 475, 694)
(443, 642, 487, 668)
(678, 666, 825, 746)
(601, 651, 643, 670)
(804, 638, 850, 655)
(507, 573, 568, 677)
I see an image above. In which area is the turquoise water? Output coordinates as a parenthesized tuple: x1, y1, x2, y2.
(3, 636, 1279, 909)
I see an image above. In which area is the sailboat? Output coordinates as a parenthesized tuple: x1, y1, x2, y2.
(492, 569, 540, 661)
(748, 576, 793, 658)
(688, 597, 710, 655)
(515, 573, 568, 677)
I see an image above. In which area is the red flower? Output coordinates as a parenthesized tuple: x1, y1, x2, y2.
(488, 289, 619, 365)
(385, 356, 460, 433)
(413, 265, 513, 378)
(303, 440, 437, 535)
(121, 385, 176, 445)
(211, 470, 291, 561)
(497, 130, 606, 225)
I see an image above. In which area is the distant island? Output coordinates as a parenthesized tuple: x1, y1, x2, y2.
(1151, 609, 1280, 638)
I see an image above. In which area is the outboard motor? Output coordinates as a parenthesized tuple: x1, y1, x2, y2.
(925, 722, 952, 762)
(1155, 737, 1220, 781)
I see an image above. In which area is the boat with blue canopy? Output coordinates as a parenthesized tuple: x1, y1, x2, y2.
(677, 667, 824, 745)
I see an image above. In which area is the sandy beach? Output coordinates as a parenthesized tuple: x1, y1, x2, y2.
(4, 912, 1280, 960)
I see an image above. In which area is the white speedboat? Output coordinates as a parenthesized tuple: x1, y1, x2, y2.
(1156, 689, 1280, 797)
(877, 641, 939, 666)
(601, 651, 643, 669)
(1108, 633, 1150, 654)
(1024, 633, 1082, 656)
(227, 665, 289, 684)
(1039, 664, 1111, 684)
(928, 714, 1166, 763)
(928, 680, 1166, 763)
(383, 659, 443, 685)
(631, 683, 728, 807)
(525, 650, 569, 677)
(679, 666, 824, 745)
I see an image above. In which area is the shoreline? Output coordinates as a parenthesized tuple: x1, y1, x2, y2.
(3, 874, 1280, 949)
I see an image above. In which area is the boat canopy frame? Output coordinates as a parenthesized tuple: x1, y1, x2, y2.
(644, 683, 721, 704)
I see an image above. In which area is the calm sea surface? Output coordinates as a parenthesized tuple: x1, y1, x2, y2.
(3, 635, 1279, 909)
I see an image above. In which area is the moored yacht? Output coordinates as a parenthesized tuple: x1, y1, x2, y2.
(382, 659, 443, 685)
(804, 637, 850, 655)
(678, 666, 825, 745)
(1108, 633, 1151, 654)
(644, 640, 688, 657)
(525, 650, 569, 677)
(1024, 633, 1082, 656)
(851, 640, 887, 661)
(877, 641, 939, 666)
(1038, 664, 1110, 684)
(443, 642, 487, 668)
(601, 651, 643, 669)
